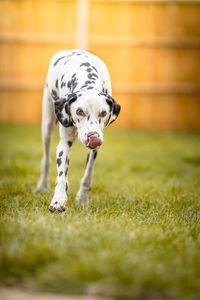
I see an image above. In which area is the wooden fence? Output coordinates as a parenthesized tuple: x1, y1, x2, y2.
(0, 0, 200, 130)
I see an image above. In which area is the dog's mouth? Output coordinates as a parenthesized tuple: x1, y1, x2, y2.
(86, 132, 103, 149)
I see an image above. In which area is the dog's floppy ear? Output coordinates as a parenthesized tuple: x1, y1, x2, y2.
(105, 95, 121, 126)
(54, 93, 77, 127)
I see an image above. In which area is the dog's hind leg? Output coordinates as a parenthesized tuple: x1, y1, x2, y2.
(37, 86, 57, 191)
(75, 149, 98, 206)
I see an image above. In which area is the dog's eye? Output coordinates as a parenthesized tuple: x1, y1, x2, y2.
(76, 108, 85, 116)
(99, 110, 107, 118)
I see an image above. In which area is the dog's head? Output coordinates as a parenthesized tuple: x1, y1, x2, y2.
(54, 90, 121, 149)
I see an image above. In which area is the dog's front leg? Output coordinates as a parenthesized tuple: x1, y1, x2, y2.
(49, 126, 76, 212)
(75, 149, 98, 206)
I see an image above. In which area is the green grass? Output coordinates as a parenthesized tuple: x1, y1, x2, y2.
(0, 124, 200, 299)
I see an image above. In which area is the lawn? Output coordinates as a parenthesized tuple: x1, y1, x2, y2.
(0, 124, 200, 299)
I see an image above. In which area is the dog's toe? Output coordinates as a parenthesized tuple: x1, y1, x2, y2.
(57, 206, 65, 212)
(49, 205, 56, 212)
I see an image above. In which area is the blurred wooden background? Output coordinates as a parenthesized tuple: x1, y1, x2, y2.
(0, 0, 200, 130)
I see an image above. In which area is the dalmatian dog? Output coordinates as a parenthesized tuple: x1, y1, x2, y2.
(37, 49, 121, 212)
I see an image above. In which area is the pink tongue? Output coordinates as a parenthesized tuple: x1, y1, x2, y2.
(87, 135, 102, 148)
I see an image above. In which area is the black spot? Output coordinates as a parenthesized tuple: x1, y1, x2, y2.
(57, 158, 62, 167)
(72, 73, 76, 78)
(51, 89, 59, 100)
(87, 86, 93, 90)
(92, 66, 98, 72)
(67, 81, 71, 89)
(67, 77, 78, 92)
(102, 87, 108, 94)
(73, 82, 78, 92)
(54, 56, 66, 66)
(78, 119, 80, 123)
(65, 168, 68, 176)
(78, 94, 82, 97)
(66, 52, 76, 59)
(88, 74, 94, 80)
(61, 74, 65, 82)
(54, 201, 58, 204)
(61, 82, 66, 88)
(68, 141, 72, 147)
(66, 157, 70, 165)
(90, 121, 93, 125)
(86, 68, 93, 72)
(63, 118, 71, 127)
(80, 62, 90, 67)
(93, 151, 97, 160)
(88, 73, 98, 80)
(55, 79, 58, 88)
(66, 183, 68, 191)
(59, 171, 63, 177)
(99, 119, 101, 124)
(98, 91, 105, 97)
(80, 80, 92, 89)
(87, 115, 90, 121)
(59, 151, 63, 157)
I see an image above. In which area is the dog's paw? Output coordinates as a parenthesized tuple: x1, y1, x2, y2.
(49, 195, 67, 213)
(75, 189, 89, 206)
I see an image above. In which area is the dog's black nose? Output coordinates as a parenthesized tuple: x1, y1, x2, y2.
(87, 131, 99, 138)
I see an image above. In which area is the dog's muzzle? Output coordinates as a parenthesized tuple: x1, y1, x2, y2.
(86, 131, 103, 149)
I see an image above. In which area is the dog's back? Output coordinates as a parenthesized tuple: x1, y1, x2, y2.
(46, 49, 112, 100)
